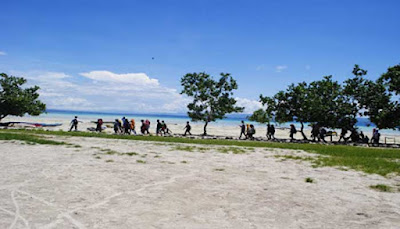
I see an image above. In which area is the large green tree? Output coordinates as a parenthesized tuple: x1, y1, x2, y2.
(0, 73, 46, 121)
(252, 82, 312, 140)
(181, 72, 244, 135)
(250, 75, 359, 140)
(344, 65, 399, 129)
(380, 64, 400, 94)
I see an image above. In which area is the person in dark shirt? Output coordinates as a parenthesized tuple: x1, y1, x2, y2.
(156, 120, 162, 136)
(69, 116, 80, 132)
(290, 124, 297, 141)
(239, 121, 246, 139)
(270, 125, 276, 140)
(95, 119, 103, 132)
(266, 124, 271, 140)
(123, 118, 131, 135)
(114, 119, 121, 134)
(183, 121, 192, 136)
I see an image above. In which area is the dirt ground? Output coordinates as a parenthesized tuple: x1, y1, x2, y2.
(1, 136, 400, 229)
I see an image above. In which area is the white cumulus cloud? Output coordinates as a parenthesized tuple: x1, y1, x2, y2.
(0, 51, 6, 56)
(80, 71, 159, 86)
(235, 97, 263, 114)
(11, 70, 262, 114)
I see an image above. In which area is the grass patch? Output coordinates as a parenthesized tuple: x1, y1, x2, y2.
(305, 177, 314, 183)
(214, 168, 225, 171)
(105, 159, 114, 163)
(136, 160, 146, 164)
(370, 184, 393, 192)
(0, 132, 68, 145)
(171, 145, 197, 152)
(125, 152, 138, 156)
(2, 129, 400, 176)
(181, 160, 188, 164)
(154, 155, 161, 158)
(274, 155, 315, 162)
(105, 150, 119, 155)
(217, 146, 247, 154)
(95, 156, 101, 159)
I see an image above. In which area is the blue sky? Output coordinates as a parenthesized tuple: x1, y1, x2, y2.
(1, 0, 399, 113)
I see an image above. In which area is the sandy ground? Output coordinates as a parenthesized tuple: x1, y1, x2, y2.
(1, 135, 400, 229)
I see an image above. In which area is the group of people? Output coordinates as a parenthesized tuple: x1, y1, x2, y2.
(156, 120, 172, 136)
(113, 117, 137, 135)
(70, 116, 383, 144)
(239, 121, 256, 140)
(337, 127, 380, 144)
(238, 121, 382, 144)
(69, 116, 193, 136)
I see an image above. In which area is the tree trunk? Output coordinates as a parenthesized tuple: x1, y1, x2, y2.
(203, 121, 208, 136)
(300, 122, 308, 140)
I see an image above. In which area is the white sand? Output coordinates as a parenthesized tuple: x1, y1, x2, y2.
(1, 135, 400, 228)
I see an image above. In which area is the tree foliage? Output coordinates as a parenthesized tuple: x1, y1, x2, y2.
(344, 65, 400, 129)
(181, 72, 244, 135)
(252, 64, 400, 136)
(0, 73, 46, 121)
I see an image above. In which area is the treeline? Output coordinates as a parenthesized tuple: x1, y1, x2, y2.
(249, 64, 400, 140)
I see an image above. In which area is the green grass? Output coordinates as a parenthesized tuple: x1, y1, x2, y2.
(181, 160, 188, 164)
(105, 159, 114, 163)
(305, 177, 314, 183)
(214, 168, 225, 171)
(136, 160, 146, 164)
(125, 152, 138, 156)
(370, 184, 393, 192)
(0, 132, 68, 145)
(217, 146, 247, 154)
(1, 129, 400, 176)
(171, 145, 197, 152)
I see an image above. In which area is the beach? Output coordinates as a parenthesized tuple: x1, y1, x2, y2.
(1, 135, 400, 228)
(2, 111, 400, 144)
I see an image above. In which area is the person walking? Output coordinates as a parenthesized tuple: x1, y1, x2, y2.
(319, 127, 327, 143)
(161, 120, 170, 135)
(123, 118, 131, 135)
(311, 124, 320, 142)
(140, 120, 146, 135)
(266, 124, 271, 140)
(95, 118, 103, 132)
(156, 120, 162, 136)
(270, 124, 276, 140)
(338, 127, 348, 143)
(247, 124, 256, 140)
(114, 119, 121, 134)
(183, 121, 192, 136)
(130, 119, 137, 135)
(145, 119, 151, 134)
(289, 124, 297, 141)
(239, 121, 246, 139)
(372, 129, 381, 145)
(69, 116, 81, 132)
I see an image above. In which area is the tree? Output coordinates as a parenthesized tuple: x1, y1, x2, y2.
(251, 75, 359, 140)
(253, 82, 312, 140)
(344, 65, 400, 129)
(380, 64, 400, 95)
(181, 72, 244, 135)
(309, 75, 358, 130)
(0, 73, 46, 121)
